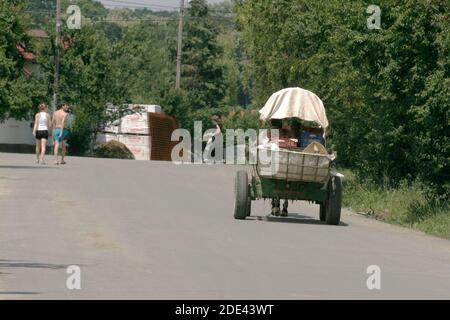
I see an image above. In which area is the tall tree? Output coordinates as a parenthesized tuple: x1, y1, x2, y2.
(182, 0, 226, 109)
(54, 25, 129, 155)
(0, 0, 45, 120)
(115, 21, 175, 104)
(410, 7, 450, 201)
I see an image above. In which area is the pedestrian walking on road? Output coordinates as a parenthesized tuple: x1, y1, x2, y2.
(52, 104, 70, 165)
(32, 103, 51, 165)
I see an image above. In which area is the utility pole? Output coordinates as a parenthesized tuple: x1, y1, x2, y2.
(53, 0, 61, 113)
(175, 0, 185, 90)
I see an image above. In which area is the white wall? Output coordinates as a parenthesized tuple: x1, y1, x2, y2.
(0, 118, 36, 145)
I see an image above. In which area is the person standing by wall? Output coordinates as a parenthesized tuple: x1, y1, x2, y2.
(32, 103, 51, 165)
(204, 115, 223, 164)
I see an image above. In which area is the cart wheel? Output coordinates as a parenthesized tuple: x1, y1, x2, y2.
(319, 204, 326, 222)
(325, 176, 342, 225)
(234, 170, 249, 220)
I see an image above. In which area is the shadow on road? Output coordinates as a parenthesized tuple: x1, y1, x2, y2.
(0, 260, 71, 270)
(0, 292, 39, 295)
(0, 165, 57, 170)
(248, 214, 349, 226)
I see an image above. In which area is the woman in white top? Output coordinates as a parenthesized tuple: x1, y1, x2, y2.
(32, 103, 52, 164)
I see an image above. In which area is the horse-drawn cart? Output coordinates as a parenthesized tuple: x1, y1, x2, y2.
(233, 87, 343, 225)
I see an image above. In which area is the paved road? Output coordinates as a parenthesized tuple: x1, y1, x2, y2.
(0, 152, 449, 299)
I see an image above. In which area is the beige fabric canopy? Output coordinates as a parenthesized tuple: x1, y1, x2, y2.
(259, 87, 329, 129)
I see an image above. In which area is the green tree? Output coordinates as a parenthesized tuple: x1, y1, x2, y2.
(410, 8, 450, 201)
(115, 21, 175, 104)
(55, 25, 128, 155)
(0, 0, 45, 120)
(182, 0, 226, 109)
(25, 0, 55, 29)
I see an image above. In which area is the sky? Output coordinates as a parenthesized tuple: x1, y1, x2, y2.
(99, 0, 225, 10)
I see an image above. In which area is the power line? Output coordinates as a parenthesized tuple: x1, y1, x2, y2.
(100, 0, 179, 10)
(26, 0, 234, 13)
(24, 11, 235, 22)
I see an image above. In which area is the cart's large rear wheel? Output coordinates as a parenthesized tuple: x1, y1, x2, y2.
(325, 176, 342, 225)
(234, 170, 250, 220)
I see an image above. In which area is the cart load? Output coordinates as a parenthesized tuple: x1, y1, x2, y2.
(257, 146, 334, 183)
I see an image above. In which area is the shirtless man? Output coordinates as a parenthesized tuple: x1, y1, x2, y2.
(52, 104, 70, 165)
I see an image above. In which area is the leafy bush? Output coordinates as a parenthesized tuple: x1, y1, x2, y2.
(93, 140, 134, 160)
(0, 0, 46, 120)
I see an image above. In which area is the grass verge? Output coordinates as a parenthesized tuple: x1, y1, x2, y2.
(340, 169, 450, 240)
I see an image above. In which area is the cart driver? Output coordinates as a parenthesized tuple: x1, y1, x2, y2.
(269, 120, 297, 149)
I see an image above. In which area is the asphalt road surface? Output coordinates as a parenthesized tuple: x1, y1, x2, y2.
(0, 152, 449, 299)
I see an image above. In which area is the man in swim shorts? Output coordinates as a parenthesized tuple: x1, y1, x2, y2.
(52, 104, 70, 165)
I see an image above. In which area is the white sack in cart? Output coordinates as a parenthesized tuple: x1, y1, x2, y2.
(257, 145, 333, 183)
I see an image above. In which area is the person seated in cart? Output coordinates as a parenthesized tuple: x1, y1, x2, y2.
(267, 119, 298, 149)
(298, 124, 325, 149)
(267, 119, 299, 148)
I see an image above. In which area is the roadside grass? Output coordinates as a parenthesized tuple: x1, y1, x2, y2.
(340, 169, 450, 240)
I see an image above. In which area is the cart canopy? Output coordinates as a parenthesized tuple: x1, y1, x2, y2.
(259, 87, 329, 129)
